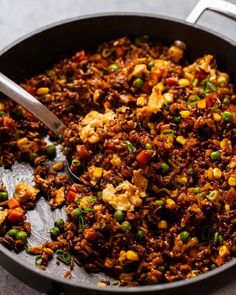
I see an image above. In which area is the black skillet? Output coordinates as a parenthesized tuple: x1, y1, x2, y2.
(0, 0, 236, 294)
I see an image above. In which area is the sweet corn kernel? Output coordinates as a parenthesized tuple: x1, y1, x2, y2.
(206, 167, 213, 179)
(119, 250, 127, 262)
(197, 99, 206, 109)
(178, 78, 190, 87)
(126, 250, 139, 261)
(136, 96, 147, 106)
(163, 92, 174, 104)
(37, 87, 49, 95)
(158, 220, 168, 229)
(213, 113, 221, 121)
(219, 245, 230, 257)
(93, 167, 103, 178)
(186, 237, 199, 248)
(166, 198, 176, 209)
(213, 168, 222, 179)
(225, 203, 230, 212)
(228, 175, 236, 186)
(176, 136, 186, 145)
(184, 72, 194, 81)
(180, 110, 190, 118)
(220, 139, 231, 150)
(17, 137, 28, 145)
(177, 176, 188, 185)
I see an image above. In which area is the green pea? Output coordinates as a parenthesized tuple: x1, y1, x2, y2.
(161, 162, 169, 174)
(54, 218, 64, 229)
(189, 168, 196, 175)
(108, 63, 119, 73)
(50, 226, 60, 239)
(7, 228, 19, 239)
(194, 187, 201, 194)
(222, 97, 230, 105)
(210, 264, 216, 270)
(157, 266, 166, 273)
(16, 230, 28, 243)
(121, 221, 132, 231)
(147, 61, 154, 70)
(114, 210, 125, 222)
(133, 78, 143, 88)
(210, 151, 221, 161)
(222, 111, 233, 122)
(155, 200, 164, 207)
(136, 230, 145, 239)
(45, 145, 56, 157)
(180, 231, 190, 244)
(173, 115, 181, 123)
(0, 191, 8, 202)
(145, 143, 152, 150)
(0, 111, 6, 116)
(74, 208, 83, 221)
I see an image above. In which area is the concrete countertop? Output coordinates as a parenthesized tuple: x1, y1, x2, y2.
(0, 0, 235, 294)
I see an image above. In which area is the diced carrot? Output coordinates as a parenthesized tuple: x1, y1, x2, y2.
(216, 256, 224, 267)
(136, 150, 153, 165)
(66, 190, 76, 202)
(166, 77, 178, 86)
(8, 198, 20, 209)
(116, 47, 125, 57)
(7, 208, 24, 223)
(3, 116, 13, 127)
(160, 124, 171, 131)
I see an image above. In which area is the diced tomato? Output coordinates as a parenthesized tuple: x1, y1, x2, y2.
(66, 190, 76, 202)
(7, 207, 24, 223)
(8, 198, 20, 209)
(136, 150, 153, 165)
(205, 94, 217, 107)
(195, 68, 206, 80)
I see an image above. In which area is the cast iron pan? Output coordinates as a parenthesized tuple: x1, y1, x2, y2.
(0, 0, 236, 294)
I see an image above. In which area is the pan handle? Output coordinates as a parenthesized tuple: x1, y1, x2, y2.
(186, 0, 236, 23)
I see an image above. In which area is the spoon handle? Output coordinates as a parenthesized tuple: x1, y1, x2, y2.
(0, 72, 66, 136)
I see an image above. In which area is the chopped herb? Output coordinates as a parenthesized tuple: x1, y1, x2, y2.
(110, 280, 121, 287)
(162, 129, 175, 136)
(84, 207, 94, 213)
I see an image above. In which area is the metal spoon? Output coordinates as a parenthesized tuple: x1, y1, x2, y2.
(0, 72, 80, 181)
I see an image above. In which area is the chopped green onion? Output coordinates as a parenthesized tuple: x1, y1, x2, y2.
(203, 80, 217, 94)
(84, 207, 94, 213)
(35, 255, 43, 266)
(85, 196, 97, 203)
(72, 159, 80, 166)
(110, 280, 121, 287)
(56, 250, 71, 265)
(124, 140, 136, 153)
(147, 61, 154, 70)
(162, 129, 175, 136)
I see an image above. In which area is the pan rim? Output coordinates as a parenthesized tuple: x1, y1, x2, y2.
(0, 11, 235, 293)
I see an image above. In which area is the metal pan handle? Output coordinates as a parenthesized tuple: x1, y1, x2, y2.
(186, 0, 236, 23)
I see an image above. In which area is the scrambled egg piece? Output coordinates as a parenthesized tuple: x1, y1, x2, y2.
(0, 209, 8, 225)
(132, 169, 148, 195)
(102, 180, 142, 211)
(110, 154, 122, 167)
(79, 109, 115, 143)
(50, 186, 65, 207)
(14, 182, 39, 203)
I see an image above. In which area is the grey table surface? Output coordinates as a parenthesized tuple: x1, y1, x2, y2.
(0, 0, 235, 294)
